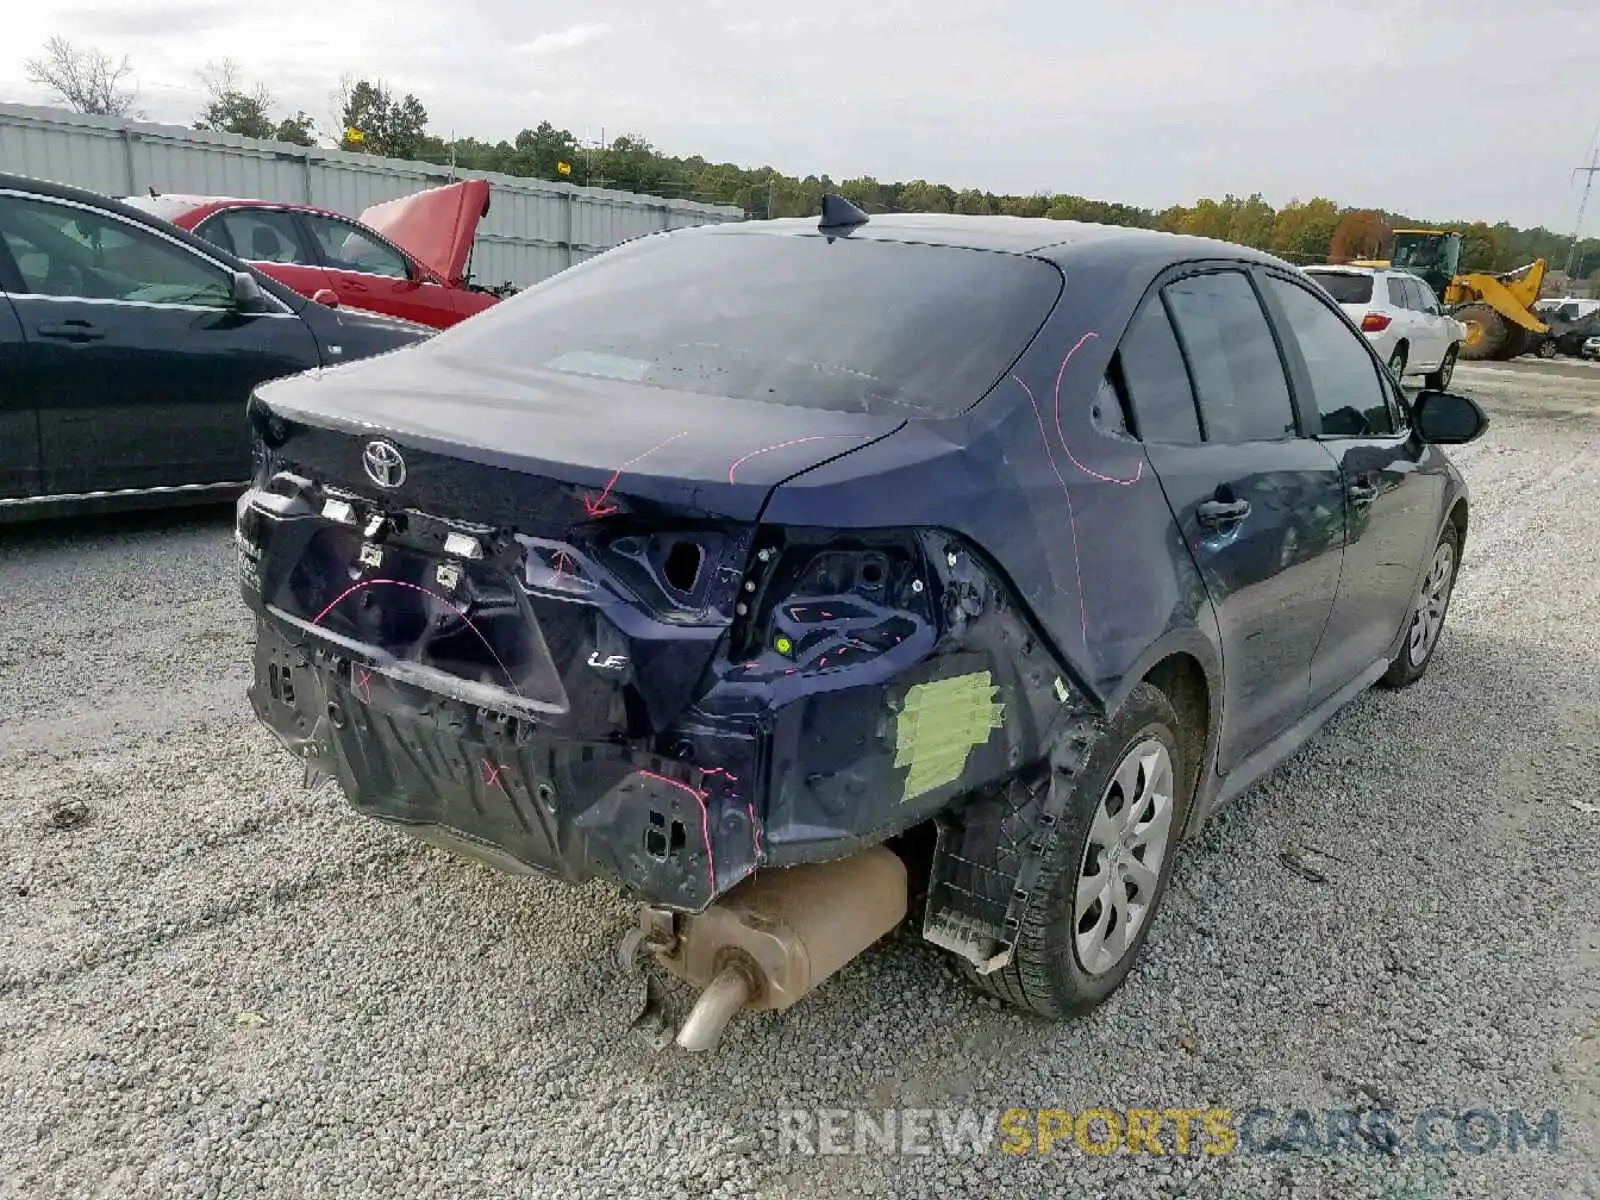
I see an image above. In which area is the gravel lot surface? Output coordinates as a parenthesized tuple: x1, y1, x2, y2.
(2, 360, 1597, 1199)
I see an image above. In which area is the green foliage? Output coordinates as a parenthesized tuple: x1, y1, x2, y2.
(274, 113, 316, 146)
(259, 74, 1570, 271)
(341, 79, 428, 158)
(195, 90, 274, 139)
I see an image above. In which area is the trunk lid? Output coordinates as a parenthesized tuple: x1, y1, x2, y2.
(252, 349, 904, 526)
(358, 180, 491, 285)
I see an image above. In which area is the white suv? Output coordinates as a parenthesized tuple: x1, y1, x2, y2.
(1303, 266, 1467, 389)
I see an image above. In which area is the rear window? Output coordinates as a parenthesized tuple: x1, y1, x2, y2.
(429, 230, 1063, 417)
(1305, 271, 1373, 305)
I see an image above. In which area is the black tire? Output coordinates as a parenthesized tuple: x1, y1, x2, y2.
(1424, 344, 1458, 391)
(1497, 327, 1533, 361)
(1536, 337, 1558, 359)
(1380, 522, 1461, 689)
(968, 683, 1191, 1018)
(1386, 344, 1408, 383)
(1455, 302, 1508, 361)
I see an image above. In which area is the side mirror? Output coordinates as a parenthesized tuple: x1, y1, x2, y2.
(1412, 389, 1489, 445)
(230, 270, 266, 310)
(310, 288, 340, 308)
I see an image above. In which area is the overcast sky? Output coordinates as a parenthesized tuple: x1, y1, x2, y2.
(5, 0, 1598, 231)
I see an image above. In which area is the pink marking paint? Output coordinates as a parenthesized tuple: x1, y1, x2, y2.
(1046, 332, 1143, 486)
(583, 430, 690, 517)
(635, 769, 716, 896)
(482, 758, 509, 792)
(726, 434, 867, 485)
(311, 578, 525, 698)
(354, 666, 373, 704)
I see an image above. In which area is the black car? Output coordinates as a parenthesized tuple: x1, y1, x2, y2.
(236, 198, 1485, 1046)
(0, 173, 432, 521)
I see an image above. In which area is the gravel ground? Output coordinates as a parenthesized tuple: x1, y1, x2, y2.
(2, 361, 1597, 1200)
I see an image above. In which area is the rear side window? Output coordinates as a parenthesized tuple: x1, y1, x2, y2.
(1305, 271, 1372, 304)
(430, 231, 1063, 417)
(1116, 301, 1200, 442)
(1386, 277, 1410, 307)
(1163, 272, 1297, 442)
(1265, 277, 1395, 437)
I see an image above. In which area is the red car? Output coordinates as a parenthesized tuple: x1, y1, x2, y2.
(123, 180, 505, 329)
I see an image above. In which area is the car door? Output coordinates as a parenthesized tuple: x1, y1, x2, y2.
(1259, 272, 1445, 705)
(1128, 267, 1347, 772)
(299, 212, 455, 327)
(1406, 278, 1450, 367)
(0, 190, 319, 495)
(0, 280, 43, 502)
(192, 206, 337, 302)
(1381, 274, 1419, 371)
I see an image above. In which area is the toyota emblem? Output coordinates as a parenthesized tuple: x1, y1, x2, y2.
(362, 440, 406, 489)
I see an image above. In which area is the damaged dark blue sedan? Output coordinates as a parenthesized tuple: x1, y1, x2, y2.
(237, 197, 1486, 1048)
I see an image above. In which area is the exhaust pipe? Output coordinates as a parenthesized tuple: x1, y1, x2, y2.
(641, 845, 908, 1052)
(675, 965, 754, 1052)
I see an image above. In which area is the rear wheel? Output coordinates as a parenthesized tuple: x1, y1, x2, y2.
(1455, 303, 1509, 361)
(1386, 345, 1408, 382)
(1380, 523, 1460, 689)
(967, 684, 1189, 1018)
(1424, 344, 1458, 390)
(1536, 336, 1558, 359)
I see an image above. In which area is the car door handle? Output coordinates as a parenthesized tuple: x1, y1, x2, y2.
(1196, 498, 1252, 527)
(36, 320, 105, 342)
(342, 279, 369, 292)
(1347, 480, 1379, 507)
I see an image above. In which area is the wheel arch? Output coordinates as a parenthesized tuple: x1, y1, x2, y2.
(1101, 627, 1221, 836)
(1446, 493, 1469, 556)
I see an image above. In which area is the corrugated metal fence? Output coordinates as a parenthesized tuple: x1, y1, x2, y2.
(0, 102, 744, 288)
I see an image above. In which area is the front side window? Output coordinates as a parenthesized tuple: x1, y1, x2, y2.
(200, 209, 316, 266)
(1265, 276, 1395, 438)
(302, 215, 409, 278)
(1163, 271, 1297, 442)
(0, 195, 232, 307)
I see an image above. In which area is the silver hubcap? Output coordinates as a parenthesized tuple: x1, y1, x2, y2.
(1073, 739, 1174, 976)
(1439, 352, 1454, 386)
(1407, 542, 1455, 666)
(1389, 352, 1405, 379)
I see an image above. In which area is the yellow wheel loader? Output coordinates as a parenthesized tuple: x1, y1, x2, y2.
(1386, 230, 1551, 361)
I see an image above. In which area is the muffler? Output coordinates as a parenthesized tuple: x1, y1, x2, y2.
(640, 846, 908, 1052)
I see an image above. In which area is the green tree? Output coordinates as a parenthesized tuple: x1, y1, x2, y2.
(194, 59, 274, 138)
(1456, 221, 1503, 273)
(1000, 194, 1050, 218)
(898, 180, 953, 213)
(274, 113, 316, 146)
(954, 188, 991, 215)
(340, 78, 428, 158)
(1270, 198, 1340, 261)
(1225, 193, 1275, 249)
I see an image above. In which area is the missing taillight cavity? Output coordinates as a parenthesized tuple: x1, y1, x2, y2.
(662, 539, 704, 594)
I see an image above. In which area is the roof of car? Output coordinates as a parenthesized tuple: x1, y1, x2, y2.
(1304, 265, 1380, 276)
(694, 210, 1295, 270)
(120, 193, 343, 220)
